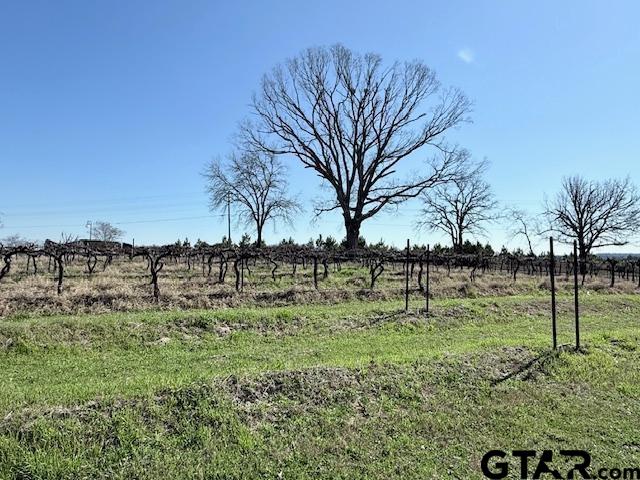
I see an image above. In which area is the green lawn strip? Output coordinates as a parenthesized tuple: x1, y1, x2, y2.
(2, 294, 639, 350)
(1, 341, 639, 479)
(1, 294, 638, 415)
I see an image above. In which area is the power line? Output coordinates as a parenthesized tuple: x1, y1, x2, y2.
(115, 214, 225, 225)
(4, 214, 226, 229)
(0, 191, 205, 210)
(1, 202, 208, 217)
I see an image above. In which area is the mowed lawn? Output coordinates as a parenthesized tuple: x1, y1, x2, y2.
(1, 294, 639, 478)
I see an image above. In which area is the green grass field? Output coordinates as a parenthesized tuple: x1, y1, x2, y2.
(1, 294, 639, 478)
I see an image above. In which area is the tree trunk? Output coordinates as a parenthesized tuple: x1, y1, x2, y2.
(256, 224, 263, 247)
(151, 270, 160, 301)
(578, 241, 588, 275)
(456, 229, 463, 253)
(345, 219, 361, 250)
(0, 255, 12, 281)
(56, 256, 64, 295)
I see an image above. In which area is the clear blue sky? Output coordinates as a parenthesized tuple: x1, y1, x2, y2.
(1, 0, 639, 252)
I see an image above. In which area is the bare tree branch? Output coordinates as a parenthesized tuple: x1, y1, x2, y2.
(203, 151, 302, 246)
(542, 175, 640, 264)
(417, 156, 497, 251)
(504, 207, 540, 256)
(241, 44, 471, 248)
(93, 221, 125, 242)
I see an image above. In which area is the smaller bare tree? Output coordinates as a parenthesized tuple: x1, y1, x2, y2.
(93, 222, 125, 242)
(418, 157, 497, 252)
(543, 175, 640, 262)
(204, 152, 301, 246)
(60, 232, 79, 244)
(504, 207, 539, 256)
(0, 234, 29, 248)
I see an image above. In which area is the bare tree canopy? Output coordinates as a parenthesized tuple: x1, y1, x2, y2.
(204, 152, 301, 246)
(0, 234, 30, 248)
(60, 232, 79, 244)
(93, 221, 125, 242)
(543, 175, 640, 261)
(418, 156, 497, 252)
(504, 207, 539, 256)
(243, 44, 471, 248)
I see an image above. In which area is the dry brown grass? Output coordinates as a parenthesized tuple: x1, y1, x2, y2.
(1, 255, 637, 317)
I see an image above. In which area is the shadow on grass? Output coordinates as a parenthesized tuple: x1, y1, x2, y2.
(491, 344, 585, 386)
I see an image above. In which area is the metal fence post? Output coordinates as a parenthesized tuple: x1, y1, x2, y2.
(405, 239, 410, 312)
(425, 244, 430, 316)
(573, 240, 580, 349)
(549, 237, 557, 350)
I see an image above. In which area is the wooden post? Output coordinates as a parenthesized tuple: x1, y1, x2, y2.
(425, 244, 430, 316)
(549, 237, 557, 350)
(573, 240, 580, 349)
(405, 239, 410, 312)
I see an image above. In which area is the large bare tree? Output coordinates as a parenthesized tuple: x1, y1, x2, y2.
(242, 44, 471, 249)
(418, 157, 497, 252)
(204, 152, 301, 246)
(543, 176, 640, 262)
